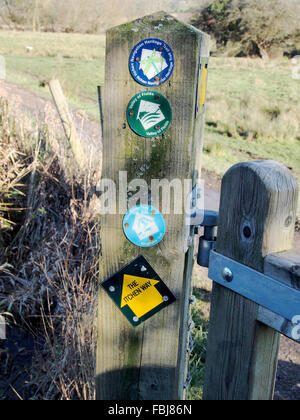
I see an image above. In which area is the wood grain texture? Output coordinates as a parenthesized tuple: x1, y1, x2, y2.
(203, 160, 298, 400)
(265, 250, 300, 290)
(96, 12, 210, 400)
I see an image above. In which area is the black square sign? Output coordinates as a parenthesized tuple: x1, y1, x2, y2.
(101, 255, 176, 327)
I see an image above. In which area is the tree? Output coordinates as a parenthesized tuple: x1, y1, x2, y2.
(0, 0, 210, 33)
(191, 0, 237, 43)
(191, 0, 300, 58)
(32, 0, 39, 32)
(0, 0, 39, 29)
(236, 0, 300, 58)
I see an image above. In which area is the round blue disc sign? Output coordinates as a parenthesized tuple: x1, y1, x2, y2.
(123, 205, 166, 247)
(129, 39, 174, 86)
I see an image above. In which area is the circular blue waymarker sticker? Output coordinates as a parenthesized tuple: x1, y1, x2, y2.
(123, 205, 166, 248)
(129, 38, 174, 86)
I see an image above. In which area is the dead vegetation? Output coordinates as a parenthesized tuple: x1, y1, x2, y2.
(0, 99, 100, 400)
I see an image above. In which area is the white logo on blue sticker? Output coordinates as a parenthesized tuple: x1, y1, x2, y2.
(129, 39, 174, 86)
(123, 205, 166, 247)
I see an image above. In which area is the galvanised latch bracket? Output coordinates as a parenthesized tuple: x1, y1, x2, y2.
(208, 250, 300, 322)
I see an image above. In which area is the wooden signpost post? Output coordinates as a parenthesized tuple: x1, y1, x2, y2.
(96, 12, 210, 400)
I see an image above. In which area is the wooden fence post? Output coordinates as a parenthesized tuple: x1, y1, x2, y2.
(96, 12, 209, 400)
(203, 160, 299, 400)
(49, 79, 102, 184)
(49, 79, 86, 170)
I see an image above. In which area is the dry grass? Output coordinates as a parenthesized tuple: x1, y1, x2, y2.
(0, 100, 100, 400)
(206, 58, 300, 144)
(0, 100, 33, 247)
(207, 94, 300, 143)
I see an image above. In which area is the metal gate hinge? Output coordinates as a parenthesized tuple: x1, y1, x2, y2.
(194, 209, 219, 268)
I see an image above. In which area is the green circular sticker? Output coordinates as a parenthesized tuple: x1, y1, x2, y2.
(127, 91, 172, 138)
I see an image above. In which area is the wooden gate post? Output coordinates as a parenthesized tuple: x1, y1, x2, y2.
(96, 12, 209, 400)
(203, 160, 299, 400)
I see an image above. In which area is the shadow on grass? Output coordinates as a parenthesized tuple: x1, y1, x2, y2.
(275, 359, 300, 400)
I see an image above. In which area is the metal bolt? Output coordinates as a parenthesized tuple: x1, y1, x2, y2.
(133, 316, 139, 323)
(163, 296, 169, 302)
(109, 286, 115, 292)
(222, 267, 233, 283)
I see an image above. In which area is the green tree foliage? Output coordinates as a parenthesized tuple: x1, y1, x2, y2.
(236, 0, 300, 58)
(191, 0, 300, 58)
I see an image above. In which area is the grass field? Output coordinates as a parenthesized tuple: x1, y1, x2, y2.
(205, 58, 300, 189)
(0, 30, 299, 195)
(0, 30, 299, 400)
(0, 31, 105, 113)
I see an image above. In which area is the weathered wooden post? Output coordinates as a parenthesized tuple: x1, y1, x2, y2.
(49, 79, 101, 182)
(203, 160, 299, 400)
(49, 79, 85, 170)
(96, 12, 210, 400)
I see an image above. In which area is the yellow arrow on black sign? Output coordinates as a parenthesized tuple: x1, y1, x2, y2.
(101, 255, 176, 326)
(121, 274, 163, 318)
